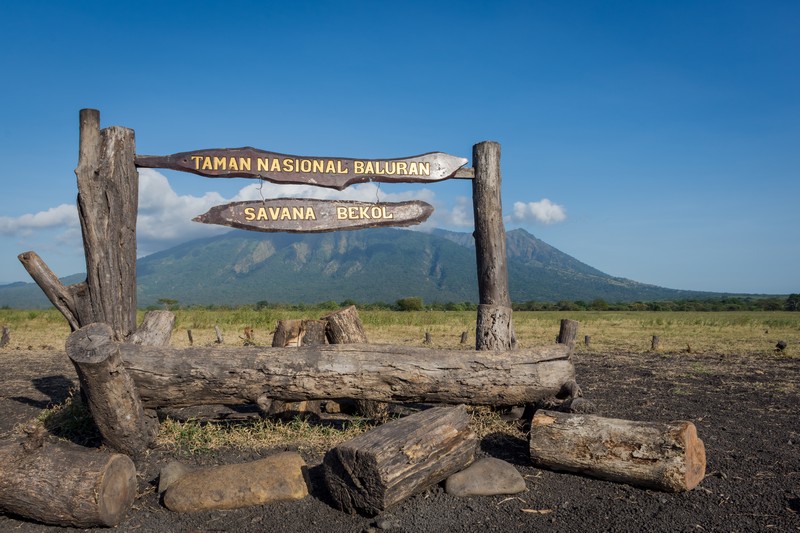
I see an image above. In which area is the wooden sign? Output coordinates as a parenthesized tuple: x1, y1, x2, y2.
(136, 148, 469, 190)
(193, 199, 433, 233)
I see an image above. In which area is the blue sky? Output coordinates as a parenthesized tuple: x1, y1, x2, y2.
(0, 1, 797, 295)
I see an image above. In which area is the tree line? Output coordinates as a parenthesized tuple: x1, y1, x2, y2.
(155, 294, 800, 312)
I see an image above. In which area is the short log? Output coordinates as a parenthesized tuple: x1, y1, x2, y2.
(557, 319, 580, 347)
(0, 436, 137, 527)
(323, 404, 477, 515)
(129, 310, 175, 346)
(529, 410, 706, 492)
(117, 343, 575, 408)
(267, 319, 326, 418)
(66, 323, 158, 455)
(162, 452, 308, 512)
(0, 326, 9, 347)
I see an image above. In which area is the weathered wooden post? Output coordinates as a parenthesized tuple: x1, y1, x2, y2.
(472, 141, 515, 351)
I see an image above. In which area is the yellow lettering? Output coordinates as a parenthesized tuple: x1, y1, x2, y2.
(409, 162, 418, 174)
(283, 159, 294, 172)
(354, 161, 364, 174)
(213, 156, 226, 170)
(299, 159, 311, 173)
(292, 207, 304, 219)
(228, 157, 239, 171)
(191, 155, 204, 169)
(306, 207, 316, 220)
(239, 157, 251, 171)
(280, 207, 291, 220)
(396, 161, 408, 174)
(348, 207, 359, 219)
(325, 160, 336, 173)
(271, 158, 281, 172)
(269, 207, 280, 219)
(364, 161, 375, 174)
(337, 160, 347, 174)
(336, 207, 348, 219)
(358, 206, 369, 218)
(370, 206, 383, 218)
(382, 206, 393, 219)
(256, 207, 268, 221)
(418, 162, 430, 176)
(201, 157, 213, 170)
(244, 207, 255, 221)
(312, 160, 324, 173)
(257, 158, 268, 172)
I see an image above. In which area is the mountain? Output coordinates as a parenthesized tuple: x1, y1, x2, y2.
(0, 228, 724, 308)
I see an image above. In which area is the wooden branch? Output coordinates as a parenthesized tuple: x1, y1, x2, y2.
(114, 343, 575, 409)
(0, 436, 136, 527)
(66, 323, 158, 455)
(323, 405, 477, 515)
(17, 251, 89, 331)
(529, 410, 706, 492)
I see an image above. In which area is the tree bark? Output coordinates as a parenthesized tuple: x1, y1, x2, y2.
(129, 310, 175, 346)
(66, 323, 158, 455)
(114, 343, 574, 408)
(0, 436, 137, 527)
(472, 141, 514, 351)
(75, 109, 139, 340)
(323, 404, 477, 515)
(529, 410, 706, 492)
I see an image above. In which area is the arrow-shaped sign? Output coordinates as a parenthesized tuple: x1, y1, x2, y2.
(136, 148, 469, 191)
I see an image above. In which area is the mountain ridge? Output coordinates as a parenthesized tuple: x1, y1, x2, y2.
(1, 227, 735, 308)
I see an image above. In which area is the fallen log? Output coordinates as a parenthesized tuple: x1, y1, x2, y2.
(115, 342, 575, 408)
(323, 404, 477, 515)
(529, 410, 706, 492)
(0, 433, 137, 528)
(66, 323, 158, 455)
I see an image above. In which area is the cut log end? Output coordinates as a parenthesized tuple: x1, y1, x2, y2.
(97, 454, 138, 526)
(675, 422, 707, 491)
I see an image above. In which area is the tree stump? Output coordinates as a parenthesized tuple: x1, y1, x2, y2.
(324, 404, 477, 515)
(0, 435, 137, 527)
(129, 310, 175, 346)
(529, 410, 706, 492)
(557, 319, 580, 347)
(651, 335, 661, 351)
(322, 306, 388, 420)
(66, 323, 158, 455)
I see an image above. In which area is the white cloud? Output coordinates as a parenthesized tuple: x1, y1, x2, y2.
(0, 204, 78, 236)
(508, 199, 567, 225)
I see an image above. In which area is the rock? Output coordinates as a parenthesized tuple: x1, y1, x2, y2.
(445, 457, 526, 497)
(163, 451, 309, 512)
(158, 461, 192, 493)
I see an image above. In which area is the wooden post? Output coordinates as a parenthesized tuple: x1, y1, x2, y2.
(187, 329, 194, 346)
(0, 326, 9, 348)
(460, 331, 469, 344)
(584, 335, 591, 348)
(651, 335, 661, 351)
(472, 141, 515, 351)
(66, 323, 158, 455)
(214, 325, 224, 344)
(424, 332, 432, 344)
(75, 109, 139, 340)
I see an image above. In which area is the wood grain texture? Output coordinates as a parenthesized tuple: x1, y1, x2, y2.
(114, 343, 575, 408)
(323, 405, 477, 515)
(529, 410, 706, 492)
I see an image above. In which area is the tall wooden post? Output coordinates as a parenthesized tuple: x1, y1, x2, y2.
(75, 109, 139, 339)
(472, 141, 515, 351)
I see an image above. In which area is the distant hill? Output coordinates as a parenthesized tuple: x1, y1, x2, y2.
(0, 227, 727, 308)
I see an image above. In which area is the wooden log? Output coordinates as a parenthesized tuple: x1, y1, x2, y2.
(323, 404, 477, 515)
(529, 410, 706, 492)
(460, 331, 469, 344)
(66, 323, 158, 455)
(187, 329, 194, 346)
(472, 141, 514, 351)
(129, 310, 175, 346)
(651, 335, 661, 351)
(584, 335, 591, 348)
(116, 343, 575, 408)
(0, 435, 137, 527)
(322, 306, 388, 420)
(424, 332, 432, 344)
(557, 319, 580, 347)
(0, 326, 9, 348)
(75, 109, 139, 340)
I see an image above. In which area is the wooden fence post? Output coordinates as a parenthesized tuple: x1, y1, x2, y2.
(472, 141, 515, 351)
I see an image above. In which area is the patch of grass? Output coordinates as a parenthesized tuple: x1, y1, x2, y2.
(35, 391, 101, 446)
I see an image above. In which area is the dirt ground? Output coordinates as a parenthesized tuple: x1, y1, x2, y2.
(0, 347, 798, 532)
